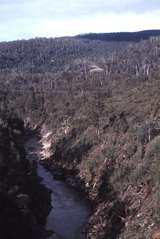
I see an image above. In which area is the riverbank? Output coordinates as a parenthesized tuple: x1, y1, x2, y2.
(39, 126, 126, 239)
(25, 133, 90, 239)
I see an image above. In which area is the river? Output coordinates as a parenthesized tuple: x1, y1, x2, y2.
(25, 135, 90, 239)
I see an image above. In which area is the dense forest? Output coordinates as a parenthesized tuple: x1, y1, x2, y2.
(1, 33, 160, 239)
(76, 30, 160, 42)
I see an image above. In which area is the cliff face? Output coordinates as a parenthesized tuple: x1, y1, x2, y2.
(0, 114, 50, 239)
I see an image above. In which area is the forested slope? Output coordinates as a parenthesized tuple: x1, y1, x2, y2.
(1, 35, 160, 239)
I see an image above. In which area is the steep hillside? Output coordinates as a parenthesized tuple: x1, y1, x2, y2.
(0, 113, 51, 239)
(1, 36, 160, 239)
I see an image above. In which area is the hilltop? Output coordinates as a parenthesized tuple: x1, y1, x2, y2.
(76, 29, 160, 42)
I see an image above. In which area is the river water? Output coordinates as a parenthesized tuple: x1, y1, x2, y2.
(25, 136, 90, 239)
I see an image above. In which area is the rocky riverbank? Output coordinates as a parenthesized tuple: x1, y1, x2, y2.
(39, 126, 126, 239)
(39, 110, 160, 239)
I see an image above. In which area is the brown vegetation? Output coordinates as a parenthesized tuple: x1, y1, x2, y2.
(1, 35, 160, 238)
